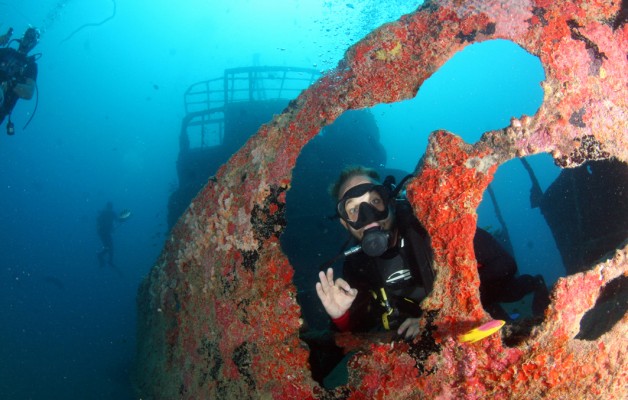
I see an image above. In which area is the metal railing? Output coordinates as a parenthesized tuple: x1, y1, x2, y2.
(181, 66, 319, 149)
(184, 66, 320, 116)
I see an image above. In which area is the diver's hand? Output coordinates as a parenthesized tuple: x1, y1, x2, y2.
(315, 268, 357, 319)
(397, 318, 421, 339)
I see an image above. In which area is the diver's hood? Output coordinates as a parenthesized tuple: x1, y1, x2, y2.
(18, 27, 39, 54)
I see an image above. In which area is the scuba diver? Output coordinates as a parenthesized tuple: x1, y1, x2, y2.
(96, 202, 131, 270)
(315, 166, 550, 340)
(0, 26, 40, 135)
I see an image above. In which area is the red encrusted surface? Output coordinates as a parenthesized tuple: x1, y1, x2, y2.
(136, 0, 628, 398)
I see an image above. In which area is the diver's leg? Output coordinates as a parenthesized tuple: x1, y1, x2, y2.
(99, 234, 114, 266)
(108, 241, 114, 266)
(97, 249, 106, 268)
(482, 274, 549, 317)
(531, 275, 550, 315)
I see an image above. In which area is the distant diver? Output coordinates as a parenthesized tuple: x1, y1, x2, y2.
(60, 0, 117, 44)
(96, 201, 131, 271)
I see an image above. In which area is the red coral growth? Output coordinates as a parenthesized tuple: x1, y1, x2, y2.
(407, 131, 496, 328)
(346, 342, 421, 399)
(135, 0, 628, 399)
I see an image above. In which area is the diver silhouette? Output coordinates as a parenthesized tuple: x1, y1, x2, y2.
(97, 201, 130, 271)
(0, 27, 40, 134)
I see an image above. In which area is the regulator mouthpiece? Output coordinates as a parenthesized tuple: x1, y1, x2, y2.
(361, 227, 390, 257)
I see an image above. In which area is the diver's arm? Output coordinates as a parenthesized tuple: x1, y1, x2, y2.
(13, 78, 35, 99)
(397, 318, 421, 339)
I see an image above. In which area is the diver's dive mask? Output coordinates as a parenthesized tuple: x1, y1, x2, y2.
(329, 175, 414, 261)
(337, 183, 394, 257)
(337, 183, 392, 230)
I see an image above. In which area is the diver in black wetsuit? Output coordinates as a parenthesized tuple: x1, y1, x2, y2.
(315, 166, 550, 339)
(0, 27, 39, 134)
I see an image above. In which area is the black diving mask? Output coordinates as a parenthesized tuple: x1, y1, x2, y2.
(337, 183, 391, 230)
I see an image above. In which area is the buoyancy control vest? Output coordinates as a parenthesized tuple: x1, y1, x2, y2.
(0, 48, 37, 125)
(364, 200, 435, 330)
(0, 49, 32, 84)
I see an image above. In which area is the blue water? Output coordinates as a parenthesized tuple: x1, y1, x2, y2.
(0, 1, 564, 398)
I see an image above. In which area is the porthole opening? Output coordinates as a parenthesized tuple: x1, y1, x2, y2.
(283, 39, 547, 386)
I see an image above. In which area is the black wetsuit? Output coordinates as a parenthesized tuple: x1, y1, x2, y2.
(0, 47, 37, 124)
(340, 201, 544, 332)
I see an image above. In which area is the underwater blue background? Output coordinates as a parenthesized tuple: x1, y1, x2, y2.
(0, 1, 564, 398)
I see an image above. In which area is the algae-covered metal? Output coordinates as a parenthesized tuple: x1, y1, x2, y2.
(136, 1, 628, 398)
